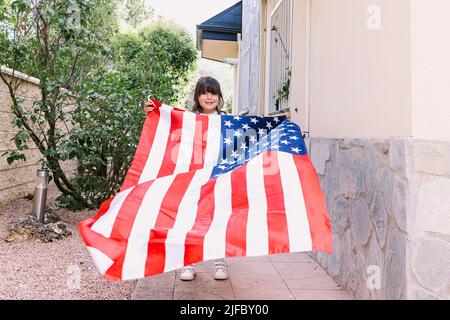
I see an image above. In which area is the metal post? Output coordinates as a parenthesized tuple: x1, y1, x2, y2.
(32, 167, 50, 223)
(106, 156, 113, 177)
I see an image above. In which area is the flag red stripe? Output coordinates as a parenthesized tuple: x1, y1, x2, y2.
(225, 164, 249, 257)
(293, 155, 332, 253)
(144, 171, 196, 276)
(156, 109, 183, 178)
(78, 196, 124, 262)
(263, 152, 290, 254)
(189, 115, 209, 171)
(103, 181, 155, 279)
(183, 179, 216, 266)
(121, 111, 161, 191)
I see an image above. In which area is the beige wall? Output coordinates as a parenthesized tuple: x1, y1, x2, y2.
(410, 0, 450, 141)
(289, 0, 309, 132)
(0, 67, 77, 206)
(308, 0, 412, 139)
(0, 70, 42, 205)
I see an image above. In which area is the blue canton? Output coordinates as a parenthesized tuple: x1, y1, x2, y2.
(210, 115, 308, 178)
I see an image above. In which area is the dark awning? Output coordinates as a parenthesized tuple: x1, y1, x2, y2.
(196, 1, 242, 62)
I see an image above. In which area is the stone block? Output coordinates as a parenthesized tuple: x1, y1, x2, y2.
(350, 198, 372, 247)
(413, 142, 450, 176)
(411, 239, 450, 292)
(332, 195, 351, 236)
(310, 140, 331, 175)
(384, 230, 406, 299)
(391, 176, 407, 232)
(389, 139, 407, 177)
(415, 176, 450, 235)
(369, 190, 388, 248)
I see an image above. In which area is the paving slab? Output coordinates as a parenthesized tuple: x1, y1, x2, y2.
(131, 252, 353, 300)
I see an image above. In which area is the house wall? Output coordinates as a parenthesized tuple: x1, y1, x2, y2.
(410, 0, 450, 141)
(309, 0, 412, 139)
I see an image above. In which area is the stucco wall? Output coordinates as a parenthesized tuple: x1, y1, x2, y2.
(0, 70, 43, 206)
(309, 0, 412, 139)
(0, 67, 76, 206)
(410, 0, 450, 141)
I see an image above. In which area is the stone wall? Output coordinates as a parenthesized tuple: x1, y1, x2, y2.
(308, 138, 450, 299)
(406, 141, 450, 299)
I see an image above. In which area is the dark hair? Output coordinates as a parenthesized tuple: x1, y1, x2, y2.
(190, 76, 225, 114)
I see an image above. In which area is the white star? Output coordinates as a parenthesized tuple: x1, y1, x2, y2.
(234, 130, 242, 138)
(240, 142, 248, 151)
(250, 117, 259, 124)
(258, 128, 266, 136)
(289, 136, 299, 140)
(281, 140, 290, 145)
(249, 135, 257, 144)
(225, 120, 232, 128)
(266, 121, 273, 130)
(272, 145, 280, 149)
(224, 137, 232, 145)
(231, 150, 239, 158)
(288, 130, 296, 133)
(218, 165, 226, 170)
(291, 147, 301, 153)
(280, 133, 288, 137)
(233, 115, 241, 121)
(273, 117, 280, 124)
(242, 123, 250, 131)
(220, 158, 228, 164)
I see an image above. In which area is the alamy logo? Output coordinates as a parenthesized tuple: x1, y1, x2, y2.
(367, 5, 382, 30)
(366, 265, 381, 290)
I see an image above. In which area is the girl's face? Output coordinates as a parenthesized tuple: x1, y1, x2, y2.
(198, 91, 219, 114)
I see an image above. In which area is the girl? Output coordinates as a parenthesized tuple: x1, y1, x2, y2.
(144, 76, 229, 281)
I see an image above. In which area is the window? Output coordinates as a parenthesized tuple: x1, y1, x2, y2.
(269, 0, 292, 114)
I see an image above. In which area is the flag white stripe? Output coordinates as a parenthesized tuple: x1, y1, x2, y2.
(173, 111, 196, 174)
(245, 153, 269, 256)
(86, 246, 114, 276)
(139, 106, 172, 183)
(278, 152, 312, 251)
(122, 174, 176, 280)
(203, 171, 233, 260)
(203, 115, 222, 167)
(163, 167, 213, 272)
(90, 187, 134, 238)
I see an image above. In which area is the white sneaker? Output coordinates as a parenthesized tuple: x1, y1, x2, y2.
(180, 266, 195, 281)
(214, 261, 229, 280)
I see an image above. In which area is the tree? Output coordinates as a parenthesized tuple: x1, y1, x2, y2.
(0, 0, 119, 207)
(64, 19, 197, 208)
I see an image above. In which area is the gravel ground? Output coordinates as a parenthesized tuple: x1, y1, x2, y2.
(0, 184, 137, 300)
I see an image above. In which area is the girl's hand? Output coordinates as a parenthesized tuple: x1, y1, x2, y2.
(144, 100, 157, 113)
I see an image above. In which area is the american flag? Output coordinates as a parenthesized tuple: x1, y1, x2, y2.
(79, 99, 332, 281)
